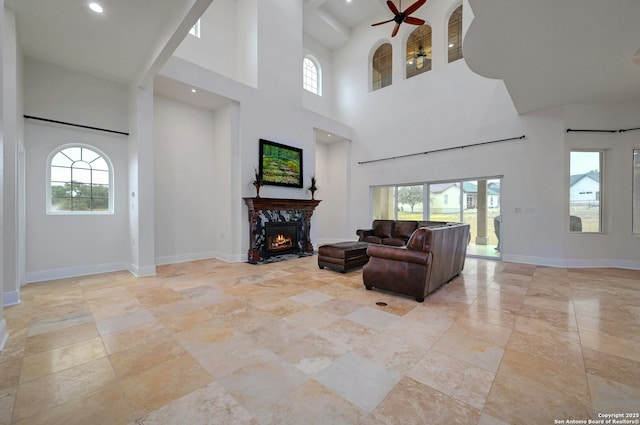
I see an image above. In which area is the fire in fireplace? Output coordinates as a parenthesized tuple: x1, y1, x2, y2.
(264, 221, 299, 257)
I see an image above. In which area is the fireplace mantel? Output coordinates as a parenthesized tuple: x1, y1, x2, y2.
(243, 197, 321, 263)
(243, 197, 321, 212)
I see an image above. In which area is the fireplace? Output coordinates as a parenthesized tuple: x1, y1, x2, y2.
(244, 197, 321, 263)
(264, 221, 299, 257)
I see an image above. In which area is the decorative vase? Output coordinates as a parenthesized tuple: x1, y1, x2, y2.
(254, 185, 261, 198)
(310, 188, 316, 200)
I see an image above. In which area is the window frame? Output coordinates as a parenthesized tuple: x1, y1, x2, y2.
(633, 148, 640, 234)
(569, 149, 603, 233)
(447, 5, 463, 63)
(303, 55, 322, 96)
(46, 144, 114, 215)
(406, 24, 432, 78)
(371, 42, 393, 91)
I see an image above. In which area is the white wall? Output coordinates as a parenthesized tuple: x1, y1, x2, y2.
(24, 123, 130, 281)
(330, 0, 639, 269)
(315, 139, 351, 243)
(24, 58, 128, 133)
(173, 0, 238, 80)
(23, 59, 130, 282)
(154, 95, 238, 263)
(172, 0, 258, 89)
(303, 35, 333, 118)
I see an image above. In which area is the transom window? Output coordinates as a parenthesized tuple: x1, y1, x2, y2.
(48, 145, 112, 213)
(372, 43, 392, 91)
(406, 25, 432, 78)
(448, 5, 463, 63)
(303, 56, 321, 95)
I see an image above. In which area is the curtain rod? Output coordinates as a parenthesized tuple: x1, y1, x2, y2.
(566, 126, 640, 133)
(24, 115, 129, 136)
(358, 135, 525, 165)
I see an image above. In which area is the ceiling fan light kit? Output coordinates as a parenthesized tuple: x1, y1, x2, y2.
(371, 0, 427, 37)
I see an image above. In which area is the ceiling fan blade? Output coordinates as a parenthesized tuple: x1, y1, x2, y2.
(371, 18, 395, 26)
(404, 16, 425, 25)
(386, 0, 400, 16)
(404, 0, 426, 16)
(391, 22, 401, 37)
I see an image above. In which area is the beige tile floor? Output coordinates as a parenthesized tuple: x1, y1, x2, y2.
(1, 256, 639, 425)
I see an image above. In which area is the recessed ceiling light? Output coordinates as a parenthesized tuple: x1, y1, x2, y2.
(449, 43, 455, 48)
(191, 89, 197, 93)
(89, 2, 103, 13)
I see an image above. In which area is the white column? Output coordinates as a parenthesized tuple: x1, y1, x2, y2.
(127, 83, 156, 276)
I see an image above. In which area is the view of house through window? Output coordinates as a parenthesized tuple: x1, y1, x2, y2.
(49, 145, 111, 213)
(569, 150, 602, 232)
(372, 177, 501, 258)
(633, 149, 639, 234)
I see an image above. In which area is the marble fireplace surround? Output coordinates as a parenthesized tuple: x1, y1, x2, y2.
(243, 197, 321, 263)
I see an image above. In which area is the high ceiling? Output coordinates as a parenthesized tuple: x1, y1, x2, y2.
(463, 0, 640, 114)
(5, 0, 640, 114)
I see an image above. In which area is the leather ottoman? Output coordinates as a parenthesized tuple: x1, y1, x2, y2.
(318, 241, 370, 273)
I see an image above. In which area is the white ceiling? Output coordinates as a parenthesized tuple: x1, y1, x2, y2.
(5, 0, 197, 83)
(6, 0, 640, 114)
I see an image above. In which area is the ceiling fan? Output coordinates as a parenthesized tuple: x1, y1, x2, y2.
(371, 0, 426, 37)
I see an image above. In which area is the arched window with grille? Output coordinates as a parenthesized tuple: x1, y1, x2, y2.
(47, 144, 113, 213)
(303, 56, 321, 95)
(406, 25, 432, 78)
(372, 43, 392, 91)
(448, 5, 463, 63)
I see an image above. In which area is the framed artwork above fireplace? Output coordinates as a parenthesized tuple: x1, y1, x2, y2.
(259, 139, 303, 188)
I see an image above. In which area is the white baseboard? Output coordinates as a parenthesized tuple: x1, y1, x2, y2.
(128, 264, 157, 278)
(26, 261, 130, 284)
(3, 290, 20, 307)
(502, 254, 640, 270)
(155, 250, 242, 266)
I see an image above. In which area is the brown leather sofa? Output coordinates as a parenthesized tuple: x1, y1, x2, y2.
(356, 220, 448, 246)
(362, 223, 470, 302)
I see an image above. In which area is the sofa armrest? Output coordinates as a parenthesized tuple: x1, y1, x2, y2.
(366, 244, 430, 266)
(356, 229, 374, 240)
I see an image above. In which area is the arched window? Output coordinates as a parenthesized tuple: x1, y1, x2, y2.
(372, 43, 392, 91)
(303, 56, 321, 95)
(448, 5, 463, 63)
(48, 145, 113, 213)
(406, 25, 432, 78)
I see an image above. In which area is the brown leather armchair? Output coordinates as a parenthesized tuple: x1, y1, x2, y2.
(362, 223, 470, 302)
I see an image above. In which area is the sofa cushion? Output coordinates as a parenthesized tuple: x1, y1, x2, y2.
(372, 220, 394, 238)
(393, 221, 418, 240)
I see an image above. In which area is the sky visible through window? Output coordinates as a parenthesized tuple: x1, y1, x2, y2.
(570, 151, 600, 174)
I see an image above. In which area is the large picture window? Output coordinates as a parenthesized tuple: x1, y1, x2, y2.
(48, 145, 113, 213)
(372, 177, 501, 258)
(569, 150, 602, 232)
